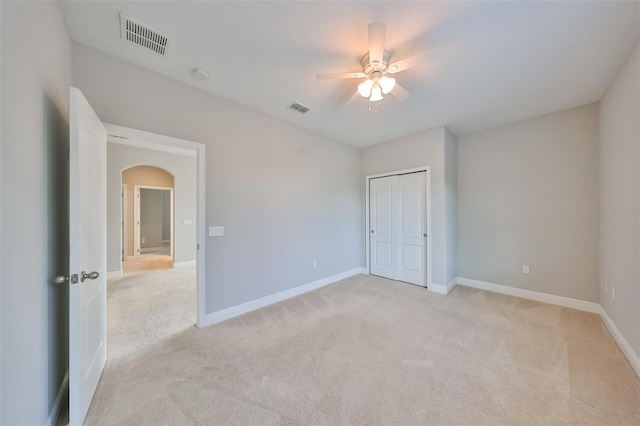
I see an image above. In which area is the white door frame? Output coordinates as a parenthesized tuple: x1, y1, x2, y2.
(133, 185, 174, 262)
(365, 166, 432, 288)
(121, 184, 127, 264)
(105, 123, 207, 328)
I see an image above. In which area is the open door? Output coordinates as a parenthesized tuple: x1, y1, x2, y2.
(68, 87, 107, 424)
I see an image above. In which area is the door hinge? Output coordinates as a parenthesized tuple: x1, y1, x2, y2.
(197, 244, 200, 250)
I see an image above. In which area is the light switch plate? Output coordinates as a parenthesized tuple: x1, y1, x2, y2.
(209, 226, 224, 237)
(182, 219, 192, 225)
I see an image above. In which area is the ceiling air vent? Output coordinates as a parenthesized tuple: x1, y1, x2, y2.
(289, 103, 310, 114)
(120, 13, 169, 56)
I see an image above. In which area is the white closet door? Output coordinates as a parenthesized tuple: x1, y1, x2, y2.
(370, 175, 398, 280)
(397, 172, 427, 286)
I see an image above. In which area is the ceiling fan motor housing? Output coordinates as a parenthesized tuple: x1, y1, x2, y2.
(361, 50, 391, 75)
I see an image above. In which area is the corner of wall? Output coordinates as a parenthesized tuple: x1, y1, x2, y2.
(444, 127, 458, 284)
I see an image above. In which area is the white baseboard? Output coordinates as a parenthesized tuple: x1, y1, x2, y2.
(107, 270, 122, 279)
(203, 267, 365, 327)
(45, 371, 68, 426)
(456, 277, 600, 313)
(140, 246, 163, 253)
(430, 278, 457, 295)
(599, 306, 640, 378)
(174, 260, 196, 268)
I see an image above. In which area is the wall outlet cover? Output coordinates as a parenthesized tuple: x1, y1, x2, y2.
(209, 226, 224, 237)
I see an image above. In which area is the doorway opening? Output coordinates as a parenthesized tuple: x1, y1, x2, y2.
(102, 123, 205, 363)
(121, 165, 175, 273)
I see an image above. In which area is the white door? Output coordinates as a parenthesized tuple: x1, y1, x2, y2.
(398, 172, 427, 286)
(369, 172, 428, 286)
(370, 175, 398, 280)
(69, 87, 107, 425)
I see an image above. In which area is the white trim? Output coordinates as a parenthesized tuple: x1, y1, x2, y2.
(106, 270, 122, 279)
(126, 255, 136, 261)
(365, 166, 432, 287)
(456, 277, 600, 313)
(599, 306, 640, 378)
(121, 184, 127, 261)
(203, 268, 366, 327)
(45, 371, 69, 426)
(108, 134, 196, 157)
(430, 278, 458, 295)
(140, 246, 163, 253)
(174, 260, 196, 268)
(104, 123, 207, 328)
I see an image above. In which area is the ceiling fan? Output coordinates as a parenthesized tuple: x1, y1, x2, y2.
(317, 23, 422, 103)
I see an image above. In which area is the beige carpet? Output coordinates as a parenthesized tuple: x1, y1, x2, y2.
(86, 272, 640, 425)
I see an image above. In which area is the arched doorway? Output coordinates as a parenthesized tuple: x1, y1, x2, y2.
(122, 165, 174, 273)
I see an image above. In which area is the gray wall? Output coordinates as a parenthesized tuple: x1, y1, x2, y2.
(361, 126, 454, 287)
(457, 103, 600, 302)
(444, 128, 458, 286)
(140, 189, 164, 250)
(108, 144, 197, 271)
(74, 44, 362, 313)
(0, 1, 72, 423)
(599, 41, 639, 356)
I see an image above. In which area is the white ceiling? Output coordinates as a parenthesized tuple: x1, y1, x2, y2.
(60, 1, 639, 148)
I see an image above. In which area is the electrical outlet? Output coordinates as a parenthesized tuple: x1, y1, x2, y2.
(612, 287, 615, 300)
(605, 281, 608, 293)
(522, 265, 530, 274)
(209, 226, 224, 237)
(313, 260, 317, 268)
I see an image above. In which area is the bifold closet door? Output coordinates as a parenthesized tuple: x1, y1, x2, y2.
(369, 172, 427, 286)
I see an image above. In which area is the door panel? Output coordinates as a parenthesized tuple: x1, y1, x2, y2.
(401, 244, 423, 272)
(374, 241, 393, 267)
(398, 172, 427, 286)
(69, 87, 107, 425)
(370, 176, 398, 279)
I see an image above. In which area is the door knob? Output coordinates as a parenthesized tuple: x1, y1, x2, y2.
(81, 271, 100, 282)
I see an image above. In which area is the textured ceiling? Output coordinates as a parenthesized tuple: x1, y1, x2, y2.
(60, 1, 639, 147)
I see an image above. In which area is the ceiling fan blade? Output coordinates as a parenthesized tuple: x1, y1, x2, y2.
(316, 72, 366, 80)
(368, 23, 386, 67)
(390, 83, 409, 101)
(386, 45, 444, 75)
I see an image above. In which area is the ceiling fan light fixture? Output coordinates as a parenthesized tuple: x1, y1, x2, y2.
(379, 76, 396, 94)
(358, 79, 374, 98)
(369, 84, 384, 102)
